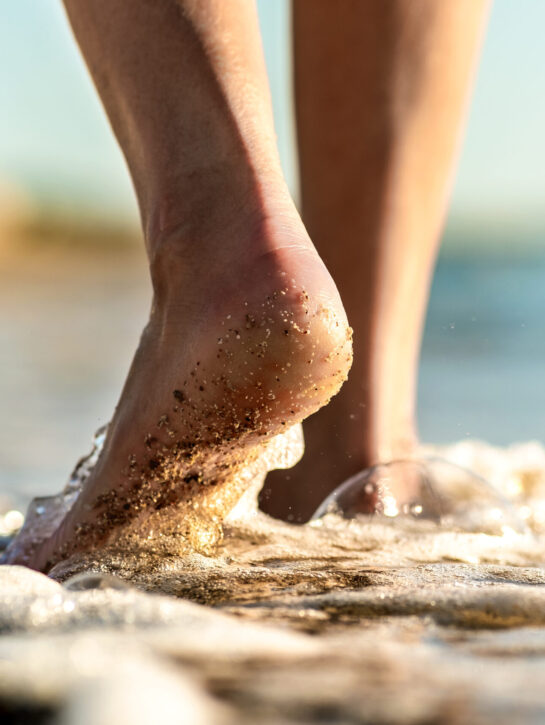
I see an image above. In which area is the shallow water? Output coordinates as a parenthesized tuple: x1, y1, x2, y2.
(3, 435, 545, 723)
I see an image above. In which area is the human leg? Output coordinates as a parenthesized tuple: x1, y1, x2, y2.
(262, 0, 489, 521)
(8, 0, 352, 570)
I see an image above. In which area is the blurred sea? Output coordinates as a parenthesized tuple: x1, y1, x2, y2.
(420, 249, 545, 446)
(2, 238, 545, 512)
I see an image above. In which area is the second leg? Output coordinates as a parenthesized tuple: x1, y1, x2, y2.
(262, 0, 489, 521)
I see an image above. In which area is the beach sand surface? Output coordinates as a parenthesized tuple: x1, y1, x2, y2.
(3, 437, 545, 724)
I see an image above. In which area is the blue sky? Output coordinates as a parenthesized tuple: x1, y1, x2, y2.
(1, 0, 544, 230)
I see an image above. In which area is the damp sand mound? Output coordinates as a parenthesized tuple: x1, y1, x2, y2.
(3, 437, 545, 723)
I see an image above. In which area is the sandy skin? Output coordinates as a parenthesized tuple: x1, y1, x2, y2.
(3, 239, 352, 571)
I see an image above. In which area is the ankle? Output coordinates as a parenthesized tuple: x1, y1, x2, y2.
(365, 426, 419, 466)
(143, 151, 287, 251)
(306, 394, 418, 470)
(147, 188, 311, 304)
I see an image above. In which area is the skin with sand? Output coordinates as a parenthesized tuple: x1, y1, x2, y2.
(4, 271, 351, 570)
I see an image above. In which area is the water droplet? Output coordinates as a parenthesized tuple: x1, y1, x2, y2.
(3, 510, 24, 533)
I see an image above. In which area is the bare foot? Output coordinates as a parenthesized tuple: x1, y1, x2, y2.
(6, 201, 352, 571)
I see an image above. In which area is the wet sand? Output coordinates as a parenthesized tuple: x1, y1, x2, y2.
(3, 437, 545, 723)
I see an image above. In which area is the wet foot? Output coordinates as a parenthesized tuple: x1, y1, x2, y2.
(7, 197, 352, 571)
